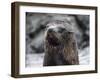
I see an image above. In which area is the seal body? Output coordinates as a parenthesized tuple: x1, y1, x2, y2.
(43, 20, 79, 66)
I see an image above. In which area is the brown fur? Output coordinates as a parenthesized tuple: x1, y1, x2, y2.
(43, 20, 79, 66)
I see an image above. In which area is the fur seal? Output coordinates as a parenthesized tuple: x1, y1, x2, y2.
(43, 20, 79, 66)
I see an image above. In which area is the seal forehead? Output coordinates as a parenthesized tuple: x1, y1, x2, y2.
(46, 21, 74, 33)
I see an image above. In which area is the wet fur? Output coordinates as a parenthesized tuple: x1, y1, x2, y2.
(43, 21, 79, 66)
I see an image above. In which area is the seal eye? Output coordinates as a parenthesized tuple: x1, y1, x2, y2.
(58, 27, 66, 33)
(48, 28, 53, 33)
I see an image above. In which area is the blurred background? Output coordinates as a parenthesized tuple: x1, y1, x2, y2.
(25, 12, 89, 67)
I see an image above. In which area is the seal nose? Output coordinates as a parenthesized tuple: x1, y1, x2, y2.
(48, 28, 53, 33)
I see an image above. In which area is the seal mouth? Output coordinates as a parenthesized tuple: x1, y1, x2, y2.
(47, 33, 60, 46)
